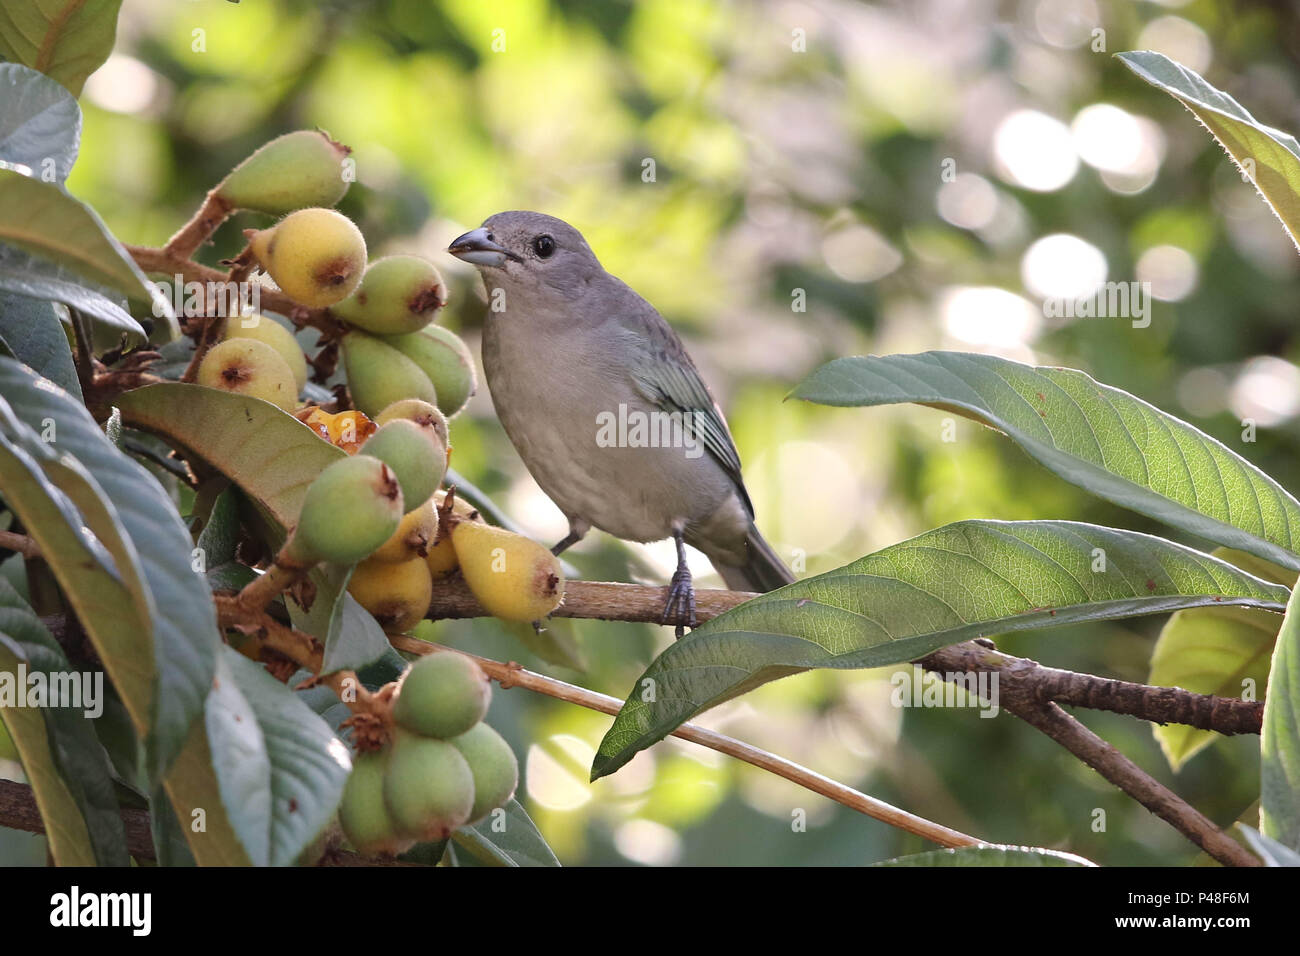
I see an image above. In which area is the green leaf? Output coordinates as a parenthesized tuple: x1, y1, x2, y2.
(793, 351, 1300, 571)
(1118, 50, 1300, 251)
(0, 240, 141, 336)
(159, 719, 253, 866)
(872, 845, 1096, 867)
(0, 63, 80, 183)
(148, 783, 196, 867)
(450, 799, 560, 867)
(0, 291, 80, 398)
(0, 358, 219, 783)
(1150, 549, 1295, 770)
(0, 169, 174, 340)
(204, 648, 272, 866)
(1262, 577, 1300, 850)
(0, 0, 124, 97)
(116, 382, 345, 529)
(303, 577, 390, 675)
(218, 648, 352, 866)
(0, 578, 126, 865)
(1238, 824, 1300, 866)
(592, 520, 1290, 780)
(195, 486, 257, 592)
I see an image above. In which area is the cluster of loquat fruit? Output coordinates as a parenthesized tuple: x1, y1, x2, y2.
(340, 652, 519, 853)
(179, 130, 567, 857)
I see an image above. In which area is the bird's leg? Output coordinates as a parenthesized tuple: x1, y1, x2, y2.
(551, 525, 586, 556)
(661, 529, 697, 639)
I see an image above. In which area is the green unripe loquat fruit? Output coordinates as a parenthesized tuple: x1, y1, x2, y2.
(216, 130, 352, 216)
(393, 652, 491, 739)
(358, 419, 444, 509)
(380, 325, 476, 418)
(341, 332, 438, 418)
(382, 731, 475, 840)
(331, 255, 446, 335)
(338, 750, 411, 856)
(287, 454, 404, 564)
(448, 722, 518, 824)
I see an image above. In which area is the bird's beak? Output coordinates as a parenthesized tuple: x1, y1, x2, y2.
(447, 227, 519, 267)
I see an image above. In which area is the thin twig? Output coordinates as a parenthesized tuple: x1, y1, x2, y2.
(388, 634, 982, 850)
(68, 308, 96, 398)
(0, 530, 40, 559)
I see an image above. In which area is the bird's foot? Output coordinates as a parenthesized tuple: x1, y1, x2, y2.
(661, 566, 697, 640)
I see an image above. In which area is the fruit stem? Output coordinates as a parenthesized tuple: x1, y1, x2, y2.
(124, 245, 349, 344)
(162, 190, 235, 261)
(231, 547, 315, 616)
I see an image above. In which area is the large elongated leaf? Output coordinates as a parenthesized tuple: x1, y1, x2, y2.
(0, 0, 123, 97)
(793, 351, 1300, 571)
(0, 359, 219, 783)
(219, 648, 351, 866)
(592, 520, 1290, 780)
(1262, 578, 1300, 849)
(0, 169, 174, 339)
(0, 291, 80, 397)
(0, 64, 80, 183)
(450, 799, 561, 867)
(872, 845, 1095, 867)
(1150, 549, 1296, 770)
(0, 576, 127, 866)
(1118, 50, 1300, 251)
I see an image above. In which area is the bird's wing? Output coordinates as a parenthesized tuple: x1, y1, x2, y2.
(621, 306, 754, 518)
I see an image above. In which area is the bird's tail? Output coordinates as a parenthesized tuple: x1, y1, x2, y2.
(710, 522, 795, 593)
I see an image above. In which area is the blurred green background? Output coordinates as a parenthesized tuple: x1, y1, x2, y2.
(29, 0, 1300, 865)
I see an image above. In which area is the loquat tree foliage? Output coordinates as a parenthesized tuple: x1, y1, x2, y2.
(0, 7, 1296, 869)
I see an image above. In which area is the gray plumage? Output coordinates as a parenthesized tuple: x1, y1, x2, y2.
(448, 211, 793, 605)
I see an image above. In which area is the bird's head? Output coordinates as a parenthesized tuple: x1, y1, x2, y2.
(447, 211, 603, 299)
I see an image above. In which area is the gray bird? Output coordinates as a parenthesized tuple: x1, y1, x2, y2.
(448, 211, 793, 634)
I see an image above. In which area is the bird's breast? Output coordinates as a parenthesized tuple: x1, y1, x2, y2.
(481, 314, 739, 543)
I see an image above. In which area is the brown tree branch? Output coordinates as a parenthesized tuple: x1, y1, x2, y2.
(161, 191, 235, 261)
(388, 634, 982, 850)
(918, 644, 1260, 868)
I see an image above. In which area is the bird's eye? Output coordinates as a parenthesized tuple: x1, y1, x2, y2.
(532, 235, 555, 258)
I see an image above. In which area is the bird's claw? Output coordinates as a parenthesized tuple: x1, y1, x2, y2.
(661, 567, 697, 639)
